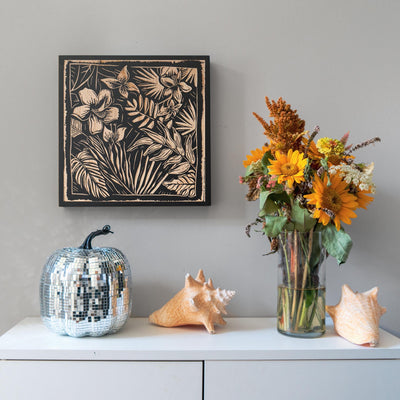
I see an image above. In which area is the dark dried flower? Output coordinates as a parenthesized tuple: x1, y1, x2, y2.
(245, 218, 263, 238)
(322, 208, 336, 219)
(270, 237, 279, 252)
(246, 176, 261, 201)
(304, 127, 320, 157)
(347, 137, 381, 154)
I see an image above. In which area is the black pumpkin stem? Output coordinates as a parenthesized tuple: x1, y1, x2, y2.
(79, 225, 113, 250)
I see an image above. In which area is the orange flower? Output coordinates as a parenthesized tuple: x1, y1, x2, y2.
(253, 97, 306, 153)
(243, 146, 269, 168)
(306, 140, 323, 160)
(356, 190, 374, 210)
(268, 149, 308, 188)
(303, 137, 354, 165)
(304, 173, 358, 231)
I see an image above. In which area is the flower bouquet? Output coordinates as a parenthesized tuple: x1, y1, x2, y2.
(240, 97, 380, 337)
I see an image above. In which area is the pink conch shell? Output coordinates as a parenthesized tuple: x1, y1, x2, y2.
(326, 284, 386, 347)
(149, 269, 236, 334)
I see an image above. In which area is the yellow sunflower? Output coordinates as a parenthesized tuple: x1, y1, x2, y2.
(304, 173, 358, 231)
(356, 190, 374, 210)
(268, 149, 308, 188)
(243, 145, 269, 168)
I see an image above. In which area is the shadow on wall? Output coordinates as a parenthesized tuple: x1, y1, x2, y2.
(132, 281, 176, 318)
(350, 188, 399, 263)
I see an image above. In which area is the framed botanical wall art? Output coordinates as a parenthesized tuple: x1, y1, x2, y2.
(59, 56, 210, 206)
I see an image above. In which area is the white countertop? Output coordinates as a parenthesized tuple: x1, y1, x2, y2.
(1, 317, 399, 361)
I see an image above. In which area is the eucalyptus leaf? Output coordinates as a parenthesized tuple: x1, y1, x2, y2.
(259, 190, 281, 209)
(263, 216, 288, 238)
(259, 190, 288, 217)
(245, 165, 254, 177)
(259, 190, 270, 209)
(321, 224, 353, 265)
(291, 201, 316, 232)
(259, 198, 278, 216)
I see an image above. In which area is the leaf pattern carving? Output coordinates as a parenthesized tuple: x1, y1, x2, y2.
(169, 162, 191, 175)
(71, 151, 110, 198)
(163, 172, 196, 197)
(125, 95, 159, 129)
(64, 59, 205, 203)
(185, 135, 196, 165)
(175, 100, 196, 136)
(134, 68, 165, 99)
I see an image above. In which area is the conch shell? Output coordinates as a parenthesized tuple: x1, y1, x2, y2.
(149, 270, 236, 334)
(326, 284, 386, 347)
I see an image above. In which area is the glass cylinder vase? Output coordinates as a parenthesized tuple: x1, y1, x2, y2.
(277, 230, 326, 338)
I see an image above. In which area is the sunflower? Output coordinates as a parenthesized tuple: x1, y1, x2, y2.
(304, 173, 358, 230)
(355, 190, 374, 210)
(268, 149, 308, 188)
(243, 145, 269, 167)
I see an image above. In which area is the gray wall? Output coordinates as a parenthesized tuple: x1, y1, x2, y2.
(1, 0, 399, 336)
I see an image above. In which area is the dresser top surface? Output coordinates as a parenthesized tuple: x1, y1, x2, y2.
(1, 317, 399, 361)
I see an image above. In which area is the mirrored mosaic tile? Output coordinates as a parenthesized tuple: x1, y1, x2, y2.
(40, 247, 132, 337)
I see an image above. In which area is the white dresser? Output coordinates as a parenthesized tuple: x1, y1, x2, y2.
(1, 318, 399, 400)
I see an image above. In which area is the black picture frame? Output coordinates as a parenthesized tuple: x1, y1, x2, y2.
(59, 55, 210, 206)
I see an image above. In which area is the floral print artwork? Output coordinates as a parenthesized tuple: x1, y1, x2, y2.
(60, 56, 209, 206)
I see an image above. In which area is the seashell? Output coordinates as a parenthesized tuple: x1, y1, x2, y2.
(326, 284, 386, 347)
(149, 269, 236, 334)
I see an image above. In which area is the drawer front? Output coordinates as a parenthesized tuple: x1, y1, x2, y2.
(205, 360, 400, 400)
(0, 360, 202, 400)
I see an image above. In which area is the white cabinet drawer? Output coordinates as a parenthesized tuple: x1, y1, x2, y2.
(0, 360, 202, 400)
(205, 360, 400, 400)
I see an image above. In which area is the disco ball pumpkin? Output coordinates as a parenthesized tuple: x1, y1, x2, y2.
(40, 225, 132, 337)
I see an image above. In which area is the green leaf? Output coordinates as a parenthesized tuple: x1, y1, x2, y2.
(321, 224, 353, 265)
(309, 232, 324, 270)
(245, 165, 254, 177)
(263, 216, 288, 238)
(259, 190, 269, 209)
(304, 289, 316, 308)
(320, 157, 331, 185)
(269, 190, 291, 204)
(259, 190, 280, 209)
(291, 201, 316, 232)
(284, 222, 295, 231)
(259, 189, 289, 217)
(259, 198, 278, 216)
(320, 157, 329, 171)
(261, 150, 273, 174)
